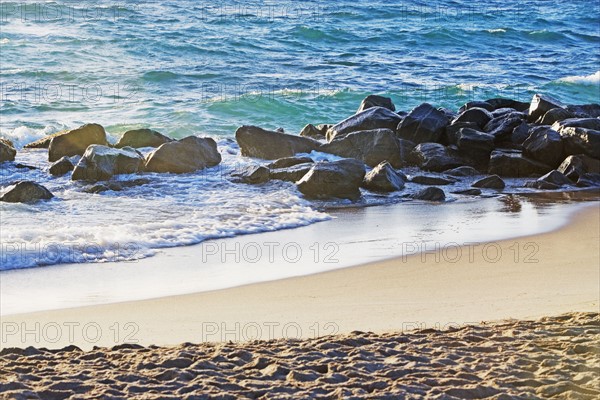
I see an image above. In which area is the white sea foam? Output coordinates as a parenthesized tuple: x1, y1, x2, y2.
(487, 29, 506, 33)
(558, 71, 600, 85)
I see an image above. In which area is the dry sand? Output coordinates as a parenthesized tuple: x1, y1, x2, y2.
(1, 312, 598, 399)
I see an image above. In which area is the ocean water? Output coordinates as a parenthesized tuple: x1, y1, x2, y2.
(1, 0, 599, 270)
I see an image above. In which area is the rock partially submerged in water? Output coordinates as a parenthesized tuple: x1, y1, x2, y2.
(0, 138, 17, 162)
(410, 187, 446, 202)
(357, 95, 395, 113)
(320, 128, 412, 168)
(0, 181, 53, 203)
(327, 107, 402, 141)
(83, 178, 151, 194)
(115, 129, 173, 148)
(397, 103, 449, 144)
(145, 136, 221, 173)
(297, 159, 366, 200)
(488, 150, 551, 178)
(362, 161, 405, 192)
(472, 175, 505, 190)
(524, 170, 572, 190)
(49, 156, 74, 177)
(444, 166, 480, 177)
(232, 165, 270, 184)
(270, 163, 314, 183)
(72, 145, 145, 181)
(299, 124, 327, 140)
(236, 126, 320, 160)
(558, 154, 600, 181)
(48, 124, 109, 162)
(410, 175, 456, 186)
(268, 156, 314, 170)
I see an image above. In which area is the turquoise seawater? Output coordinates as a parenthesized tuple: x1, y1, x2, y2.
(1, 0, 599, 142)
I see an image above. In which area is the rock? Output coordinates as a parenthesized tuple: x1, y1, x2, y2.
(14, 163, 37, 170)
(232, 165, 270, 184)
(270, 163, 314, 182)
(115, 129, 173, 148)
(488, 150, 552, 177)
(48, 124, 109, 162)
(410, 175, 456, 185)
(23, 131, 66, 149)
(566, 104, 600, 118)
(511, 121, 531, 145)
(268, 156, 314, 169)
(297, 159, 366, 200)
(320, 128, 412, 168)
(49, 157, 74, 176)
(0, 139, 17, 162)
(444, 166, 480, 177)
(408, 143, 465, 172)
(458, 101, 494, 113)
(484, 112, 526, 143)
(452, 107, 494, 129)
(528, 94, 565, 123)
(357, 95, 395, 113)
(83, 178, 151, 194)
(552, 118, 600, 131)
(524, 170, 571, 190)
(456, 128, 495, 165)
(485, 98, 530, 112)
(299, 124, 327, 140)
(0, 181, 54, 203)
(556, 127, 600, 159)
(522, 126, 564, 167)
(362, 161, 405, 192)
(410, 187, 445, 202)
(492, 108, 522, 118)
(72, 145, 145, 181)
(557, 154, 600, 181)
(145, 136, 221, 173)
(396, 103, 449, 144)
(452, 188, 482, 196)
(537, 108, 574, 125)
(472, 175, 505, 189)
(577, 173, 600, 187)
(326, 107, 402, 141)
(236, 126, 320, 160)
(445, 122, 479, 146)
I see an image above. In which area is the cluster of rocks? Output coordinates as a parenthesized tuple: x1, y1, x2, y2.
(1, 93, 599, 203)
(234, 93, 600, 200)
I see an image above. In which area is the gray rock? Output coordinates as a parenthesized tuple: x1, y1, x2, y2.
(472, 175, 505, 189)
(566, 104, 600, 118)
(297, 159, 366, 200)
(357, 95, 395, 113)
(299, 124, 327, 140)
(268, 156, 314, 169)
(49, 156, 74, 176)
(48, 123, 109, 162)
(524, 170, 571, 190)
(410, 187, 445, 202)
(528, 94, 566, 123)
(511, 121, 531, 145)
(557, 154, 600, 181)
(577, 173, 600, 187)
(72, 145, 145, 181)
(145, 136, 221, 174)
(83, 178, 151, 194)
(115, 129, 173, 148)
(488, 150, 552, 177)
(408, 143, 465, 172)
(552, 118, 600, 132)
(444, 166, 480, 177)
(445, 122, 479, 146)
(485, 98, 530, 112)
(270, 163, 314, 183)
(232, 165, 270, 184)
(410, 175, 456, 186)
(362, 161, 405, 192)
(537, 108, 574, 125)
(458, 101, 494, 113)
(452, 107, 494, 129)
(327, 107, 402, 141)
(320, 128, 413, 168)
(452, 188, 482, 196)
(236, 126, 320, 160)
(397, 103, 449, 144)
(557, 127, 600, 159)
(522, 126, 564, 167)
(456, 128, 495, 165)
(0, 181, 53, 203)
(0, 139, 17, 162)
(484, 112, 526, 143)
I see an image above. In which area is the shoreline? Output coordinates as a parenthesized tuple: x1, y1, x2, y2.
(2, 198, 598, 350)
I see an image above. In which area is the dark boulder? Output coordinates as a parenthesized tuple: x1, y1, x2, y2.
(472, 175, 505, 189)
(357, 95, 395, 113)
(0, 139, 17, 162)
(488, 150, 552, 177)
(236, 126, 320, 160)
(484, 112, 526, 143)
(445, 122, 479, 146)
(577, 173, 600, 187)
(452, 188, 482, 196)
(458, 101, 494, 113)
(232, 165, 270, 184)
(268, 156, 314, 169)
(23, 131, 66, 149)
(410, 175, 456, 185)
(452, 107, 494, 129)
(485, 98, 530, 112)
(557, 154, 600, 181)
(557, 127, 600, 159)
(327, 107, 402, 141)
(0, 181, 53, 203)
(362, 161, 405, 192)
(492, 108, 523, 118)
(522, 126, 564, 167)
(145, 136, 221, 174)
(72, 145, 145, 181)
(48, 123, 109, 162)
(456, 128, 495, 165)
(297, 159, 366, 200)
(566, 104, 600, 118)
(511, 121, 531, 145)
(396, 103, 449, 144)
(552, 118, 600, 131)
(49, 156, 74, 177)
(444, 166, 480, 177)
(524, 170, 572, 190)
(408, 143, 465, 172)
(410, 187, 446, 202)
(115, 129, 173, 148)
(527, 94, 565, 123)
(537, 108, 574, 125)
(320, 128, 413, 168)
(299, 124, 327, 140)
(83, 178, 150, 194)
(270, 163, 314, 183)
